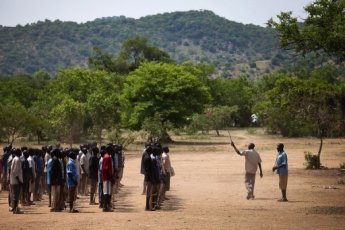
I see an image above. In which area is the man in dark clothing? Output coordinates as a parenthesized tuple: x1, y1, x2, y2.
(2, 145, 12, 191)
(89, 147, 99, 205)
(50, 149, 62, 212)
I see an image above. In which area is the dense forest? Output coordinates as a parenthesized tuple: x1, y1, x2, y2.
(0, 10, 313, 78)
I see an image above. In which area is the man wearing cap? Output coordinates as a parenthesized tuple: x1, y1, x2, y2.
(231, 141, 263, 199)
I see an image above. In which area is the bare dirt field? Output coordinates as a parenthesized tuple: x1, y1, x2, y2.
(1, 129, 345, 230)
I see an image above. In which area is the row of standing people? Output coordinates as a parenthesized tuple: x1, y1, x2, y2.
(141, 142, 174, 211)
(0, 142, 125, 214)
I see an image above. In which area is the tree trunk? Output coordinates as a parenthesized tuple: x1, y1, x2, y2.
(37, 130, 41, 145)
(317, 134, 323, 169)
(98, 131, 102, 146)
(215, 129, 220, 137)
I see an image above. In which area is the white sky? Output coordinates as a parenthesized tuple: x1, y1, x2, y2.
(0, 0, 313, 27)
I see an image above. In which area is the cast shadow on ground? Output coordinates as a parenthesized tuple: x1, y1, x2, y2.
(306, 206, 345, 215)
(160, 194, 184, 212)
(172, 141, 230, 146)
(112, 185, 137, 213)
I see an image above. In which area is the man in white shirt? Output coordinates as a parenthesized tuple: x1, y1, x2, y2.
(231, 141, 263, 200)
(10, 149, 23, 214)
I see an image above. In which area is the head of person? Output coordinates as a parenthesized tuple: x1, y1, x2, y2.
(23, 150, 29, 159)
(68, 150, 77, 160)
(47, 145, 53, 153)
(100, 149, 106, 158)
(92, 147, 99, 156)
(277, 143, 284, 152)
(105, 145, 113, 155)
(162, 146, 169, 154)
(14, 148, 22, 157)
(28, 148, 35, 156)
(248, 143, 255, 150)
(51, 148, 61, 158)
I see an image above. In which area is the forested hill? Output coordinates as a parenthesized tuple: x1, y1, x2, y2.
(0, 10, 284, 77)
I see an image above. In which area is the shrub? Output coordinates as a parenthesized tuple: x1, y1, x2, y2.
(304, 151, 321, 169)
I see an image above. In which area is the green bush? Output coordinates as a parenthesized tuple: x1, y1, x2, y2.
(304, 151, 321, 169)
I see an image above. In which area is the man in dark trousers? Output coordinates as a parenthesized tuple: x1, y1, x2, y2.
(89, 147, 99, 205)
(50, 148, 62, 212)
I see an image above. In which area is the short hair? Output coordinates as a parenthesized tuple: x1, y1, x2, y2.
(277, 143, 284, 149)
(248, 143, 255, 149)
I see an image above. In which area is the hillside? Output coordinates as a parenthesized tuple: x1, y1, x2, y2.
(0, 10, 285, 77)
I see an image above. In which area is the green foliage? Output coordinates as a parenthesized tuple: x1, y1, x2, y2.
(207, 77, 254, 126)
(107, 128, 139, 149)
(141, 113, 173, 142)
(304, 151, 321, 169)
(253, 71, 343, 137)
(121, 62, 211, 130)
(0, 102, 34, 144)
(268, 0, 345, 59)
(49, 97, 85, 146)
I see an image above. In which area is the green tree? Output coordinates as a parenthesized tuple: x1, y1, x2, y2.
(0, 101, 33, 144)
(268, 0, 345, 59)
(204, 106, 239, 136)
(208, 77, 254, 126)
(256, 75, 342, 168)
(121, 62, 211, 141)
(87, 91, 120, 145)
(49, 97, 85, 147)
(117, 37, 173, 72)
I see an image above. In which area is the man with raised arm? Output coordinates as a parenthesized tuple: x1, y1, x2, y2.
(230, 141, 263, 200)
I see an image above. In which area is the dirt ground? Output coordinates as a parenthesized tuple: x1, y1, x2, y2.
(1, 129, 345, 230)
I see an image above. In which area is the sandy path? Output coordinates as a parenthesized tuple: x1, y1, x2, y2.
(0, 129, 344, 229)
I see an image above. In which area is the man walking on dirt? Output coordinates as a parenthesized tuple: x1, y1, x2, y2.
(272, 143, 288, 202)
(230, 141, 263, 199)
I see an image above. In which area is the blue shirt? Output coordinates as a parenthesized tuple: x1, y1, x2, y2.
(46, 159, 52, 185)
(276, 151, 288, 176)
(66, 158, 78, 188)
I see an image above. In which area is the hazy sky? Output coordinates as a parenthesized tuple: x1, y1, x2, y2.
(0, 0, 313, 27)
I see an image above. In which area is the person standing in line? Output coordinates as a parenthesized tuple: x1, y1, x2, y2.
(98, 148, 105, 209)
(79, 148, 88, 196)
(143, 145, 154, 211)
(46, 150, 54, 208)
(89, 147, 99, 205)
(50, 149, 62, 212)
(272, 143, 288, 202)
(21, 150, 32, 206)
(230, 141, 263, 200)
(43, 145, 52, 195)
(101, 146, 114, 212)
(66, 150, 79, 213)
(140, 142, 150, 195)
(10, 148, 23, 214)
(27, 149, 36, 205)
(162, 146, 173, 200)
(7, 149, 14, 211)
(2, 145, 12, 191)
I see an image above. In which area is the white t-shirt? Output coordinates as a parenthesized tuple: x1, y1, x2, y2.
(241, 149, 262, 174)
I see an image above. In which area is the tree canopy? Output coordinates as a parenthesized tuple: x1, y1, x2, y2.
(121, 62, 211, 130)
(268, 0, 345, 60)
